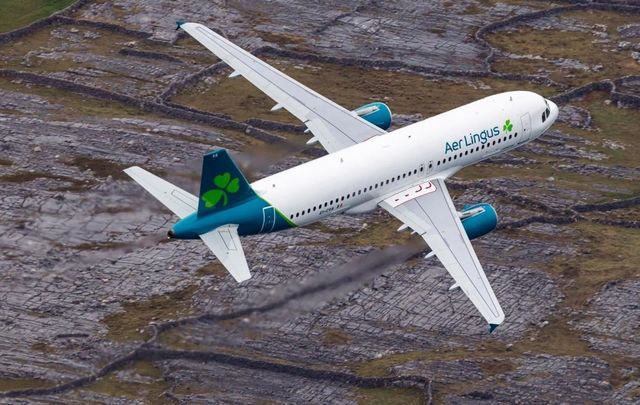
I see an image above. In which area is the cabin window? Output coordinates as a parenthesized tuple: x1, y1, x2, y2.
(346, 194, 350, 199)
(428, 163, 432, 168)
(290, 214, 293, 219)
(437, 161, 440, 166)
(498, 138, 501, 143)
(386, 179, 390, 184)
(414, 169, 417, 174)
(448, 156, 452, 162)
(420, 166, 424, 172)
(358, 190, 361, 195)
(515, 132, 518, 137)
(296, 213, 299, 217)
(313, 206, 316, 211)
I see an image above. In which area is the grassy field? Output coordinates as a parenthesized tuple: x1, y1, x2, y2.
(0, 0, 75, 33)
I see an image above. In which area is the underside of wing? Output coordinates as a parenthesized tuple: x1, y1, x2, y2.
(200, 224, 251, 283)
(179, 22, 386, 153)
(380, 178, 505, 327)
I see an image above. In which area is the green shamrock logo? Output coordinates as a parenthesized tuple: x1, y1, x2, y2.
(503, 119, 513, 132)
(201, 172, 240, 208)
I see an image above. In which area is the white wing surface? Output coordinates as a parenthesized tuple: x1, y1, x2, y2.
(200, 224, 251, 283)
(124, 166, 197, 219)
(379, 178, 505, 328)
(180, 22, 387, 153)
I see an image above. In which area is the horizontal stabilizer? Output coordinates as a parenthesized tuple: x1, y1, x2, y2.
(124, 166, 197, 218)
(200, 224, 251, 282)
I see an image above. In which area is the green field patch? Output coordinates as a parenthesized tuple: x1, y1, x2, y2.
(0, 376, 52, 391)
(101, 284, 197, 341)
(321, 327, 352, 346)
(355, 387, 423, 405)
(0, 0, 75, 33)
(85, 360, 171, 403)
(547, 222, 640, 308)
(486, 25, 639, 87)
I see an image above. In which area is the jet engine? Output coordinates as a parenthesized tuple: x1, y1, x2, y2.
(459, 203, 498, 240)
(353, 102, 392, 130)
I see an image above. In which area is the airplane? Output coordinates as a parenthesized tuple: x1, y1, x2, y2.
(124, 21, 558, 332)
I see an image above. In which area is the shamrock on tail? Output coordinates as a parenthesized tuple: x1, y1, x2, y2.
(201, 172, 240, 208)
(503, 119, 513, 132)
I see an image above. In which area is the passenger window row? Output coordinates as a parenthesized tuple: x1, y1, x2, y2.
(435, 132, 518, 167)
(290, 165, 426, 219)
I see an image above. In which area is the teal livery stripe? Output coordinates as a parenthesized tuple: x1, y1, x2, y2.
(257, 196, 297, 228)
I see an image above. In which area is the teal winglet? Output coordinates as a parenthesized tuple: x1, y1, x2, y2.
(489, 324, 499, 334)
(176, 19, 186, 30)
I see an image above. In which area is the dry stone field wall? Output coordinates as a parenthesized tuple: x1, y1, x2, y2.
(0, 0, 639, 403)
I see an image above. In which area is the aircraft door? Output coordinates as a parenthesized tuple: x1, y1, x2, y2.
(519, 112, 532, 143)
(261, 206, 276, 233)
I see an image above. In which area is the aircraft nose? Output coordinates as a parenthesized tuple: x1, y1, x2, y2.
(548, 99, 559, 123)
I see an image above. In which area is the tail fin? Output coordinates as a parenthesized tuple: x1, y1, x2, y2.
(198, 149, 255, 217)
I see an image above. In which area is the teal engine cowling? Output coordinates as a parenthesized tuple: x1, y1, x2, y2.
(353, 102, 392, 130)
(460, 203, 498, 240)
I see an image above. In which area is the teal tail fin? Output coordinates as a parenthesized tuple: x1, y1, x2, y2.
(198, 149, 255, 217)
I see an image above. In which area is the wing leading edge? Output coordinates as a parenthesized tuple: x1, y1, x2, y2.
(380, 178, 505, 328)
(179, 22, 386, 153)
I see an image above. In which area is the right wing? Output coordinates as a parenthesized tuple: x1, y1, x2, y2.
(179, 22, 387, 153)
(380, 178, 505, 329)
(200, 224, 251, 283)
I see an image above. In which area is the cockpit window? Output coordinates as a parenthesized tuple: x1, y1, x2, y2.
(541, 99, 550, 123)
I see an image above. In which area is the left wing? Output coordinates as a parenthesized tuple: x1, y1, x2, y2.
(379, 178, 505, 329)
(179, 22, 386, 153)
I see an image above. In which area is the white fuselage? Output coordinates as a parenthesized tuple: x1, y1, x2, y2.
(253, 91, 558, 225)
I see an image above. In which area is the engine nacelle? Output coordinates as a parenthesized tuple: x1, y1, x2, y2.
(460, 203, 498, 240)
(353, 102, 392, 130)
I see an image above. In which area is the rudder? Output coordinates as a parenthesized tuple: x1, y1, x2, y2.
(198, 149, 255, 217)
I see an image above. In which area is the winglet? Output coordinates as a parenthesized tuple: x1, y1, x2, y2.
(489, 323, 499, 334)
(176, 19, 186, 30)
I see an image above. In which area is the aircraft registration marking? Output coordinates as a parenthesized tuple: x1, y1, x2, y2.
(387, 181, 437, 208)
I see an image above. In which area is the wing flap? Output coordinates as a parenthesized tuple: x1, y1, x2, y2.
(124, 166, 197, 219)
(200, 224, 251, 283)
(180, 22, 386, 153)
(380, 178, 504, 326)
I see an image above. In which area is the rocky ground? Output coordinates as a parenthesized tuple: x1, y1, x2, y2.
(0, 0, 639, 404)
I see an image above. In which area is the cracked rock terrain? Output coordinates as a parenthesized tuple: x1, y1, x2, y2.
(0, 0, 639, 403)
